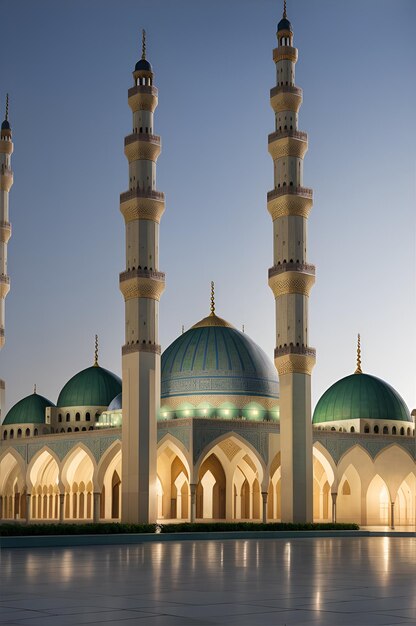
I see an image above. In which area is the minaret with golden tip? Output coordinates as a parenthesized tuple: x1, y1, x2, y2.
(0, 95, 13, 351)
(120, 32, 165, 523)
(267, 4, 316, 522)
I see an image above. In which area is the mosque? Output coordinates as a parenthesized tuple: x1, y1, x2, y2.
(0, 7, 415, 528)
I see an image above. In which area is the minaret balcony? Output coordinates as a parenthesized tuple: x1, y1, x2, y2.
(268, 129, 308, 160)
(267, 185, 313, 220)
(0, 166, 13, 192)
(0, 221, 11, 243)
(120, 188, 165, 223)
(268, 261, 315, 278)
(270, 85, 302, 113)
(0, 274, 10, 298)
(124, 133, 161, 162)
(274, 344, 316, 376)
(128, 85, 158, 113)
(268, 262, 315, 297)
(273, 45, 298, 63)
(119, 268, 165, 301)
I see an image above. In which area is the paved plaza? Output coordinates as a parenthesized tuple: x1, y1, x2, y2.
(1, 537, 415, 625)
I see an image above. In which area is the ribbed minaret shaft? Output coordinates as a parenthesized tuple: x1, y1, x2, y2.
(0, 95, 13, 351)
(120, 34, 165, 523)
(267, 9, 316, 523)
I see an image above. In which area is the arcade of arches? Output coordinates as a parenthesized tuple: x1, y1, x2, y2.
(1, 438, 414, 527)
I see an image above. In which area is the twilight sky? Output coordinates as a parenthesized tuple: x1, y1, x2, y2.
(1, 0, 415, 415)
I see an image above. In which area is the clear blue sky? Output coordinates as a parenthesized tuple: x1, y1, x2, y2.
(1, 0, 415, 414)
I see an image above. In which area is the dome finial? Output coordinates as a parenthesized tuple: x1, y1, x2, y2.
(181, 324, 185, 335)
(5, 93, 9, 121)
(210, 281, 215, 316)
(94, 334, 99, 366)
(355, 333, 362, 374)
(33, 383, 37, 394)
(142, 29, 146, 60)
(283, 0, 287, 18)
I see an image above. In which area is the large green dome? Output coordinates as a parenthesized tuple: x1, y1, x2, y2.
(313, 373, 411, 424)
(3, 392, 55, 425)
(57, 365, 122, 407)
(161, 313, 279, 401)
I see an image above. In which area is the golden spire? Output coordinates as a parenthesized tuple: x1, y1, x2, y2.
(283, 0, 287, 18)
(33, 383, 37, 394)
(142, 29, 146, 60)
(5, 93, 9, 121)
(210, 281, 215, 316)
(94, 334, 99, 366)
(354, 333, 362, 374)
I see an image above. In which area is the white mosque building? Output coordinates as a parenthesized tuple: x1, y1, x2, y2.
(0, 8, 415, 528)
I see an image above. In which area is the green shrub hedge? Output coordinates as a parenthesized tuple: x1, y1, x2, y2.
(0, 523, 157, 536)
(0, 521, 358, 536)
(158, 522, 359, 533)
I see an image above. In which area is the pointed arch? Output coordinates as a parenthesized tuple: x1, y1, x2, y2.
(366, 474, 390, 526)
(97, 440, 122, 490)
(194, 431, 266, 486)
(60, 443, 97, 490)
(313, 442, 337, 489)
(0, 448, 26, 493)
(26, 446, 62, 492)
(157, 435, 191, 520)
(373, 444, 415, 501)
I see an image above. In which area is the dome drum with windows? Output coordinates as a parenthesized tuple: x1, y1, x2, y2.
(312, 336, 413, 436)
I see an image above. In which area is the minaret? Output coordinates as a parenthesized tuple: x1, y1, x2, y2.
(0, 95, 13, 421)
(0, 95, 13, 351)
(267, 4, 316, 522)
(120, 31, 165, 523)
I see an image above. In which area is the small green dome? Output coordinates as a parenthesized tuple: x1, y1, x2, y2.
(313, 373, 411, 424)
(161, 313, 279, 406)
(3, 393, 55, 425)
(57, 365, 121, 407)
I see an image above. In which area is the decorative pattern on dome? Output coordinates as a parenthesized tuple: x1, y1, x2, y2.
(161, 325, 279, 399)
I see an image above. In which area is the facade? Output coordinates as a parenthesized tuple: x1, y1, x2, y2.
(0, 8, 415, 528)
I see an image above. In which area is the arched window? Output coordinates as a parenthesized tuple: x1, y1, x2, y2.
(3, 430, 7, 440)
(382, 426, 388, 434)
(58, 414, 62, 423)
(25, 428, 30, 437)
(364, 424, 370, 433)
(374, 425, 379, 434)
(67, 427, 72, 433)
(330, 427, 336, 431)
(407, 427, 411, 436)
(86, 412, 91, 421)
(74, 427, 79, 432)
(400, 427, 404, 435)
(75, 412, 80, 421)
(34, 429, 38, 436)
(17, 429, 22, 438)
(392, 426, 397, 435)
(95, 413, 100, 422)
(350, 426, 355, 433)
(82, 427, 86, 431)
(66, 413, 70, 422)
(10, 429, 14, 439)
